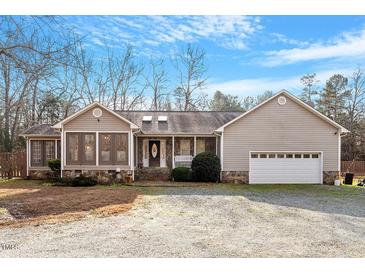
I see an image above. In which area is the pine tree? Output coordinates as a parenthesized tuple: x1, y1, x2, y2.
(318, 74, 350, 124)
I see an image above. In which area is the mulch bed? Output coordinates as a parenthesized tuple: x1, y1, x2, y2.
(0, 181, 140, 228)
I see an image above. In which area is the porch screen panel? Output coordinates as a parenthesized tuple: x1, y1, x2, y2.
(196, 138, 205, 155)
(83, 133, 96, 164)
(180, 139, 191, 155)
(100, 134, 112, 164)
(115, 133, 128, 165)
(99, 133, 129, 165)
(66, 133, 80, 165)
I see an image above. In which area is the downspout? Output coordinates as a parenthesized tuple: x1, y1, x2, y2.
(214, 130, 223, 181)
(60, 126, 64, 178)
(131, 128, 141, 181)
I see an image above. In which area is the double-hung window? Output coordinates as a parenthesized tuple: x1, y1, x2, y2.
(31, 140, 56, 166)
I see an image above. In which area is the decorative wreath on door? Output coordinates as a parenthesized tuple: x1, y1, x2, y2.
(151, 143, 158, 158)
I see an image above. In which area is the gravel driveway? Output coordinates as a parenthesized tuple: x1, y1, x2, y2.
(1, 184, 364, 257)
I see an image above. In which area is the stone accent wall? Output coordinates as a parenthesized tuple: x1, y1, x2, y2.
(62, 169, 131, 184)
(221, 171, 249, 184)
(29, 170, 53, 180)
(134, 167, 170, 181)
(323, 171, 338, 185)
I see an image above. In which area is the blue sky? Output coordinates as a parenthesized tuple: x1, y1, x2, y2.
(64, 16, 365, 97)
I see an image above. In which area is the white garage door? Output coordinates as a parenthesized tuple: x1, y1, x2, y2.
(249, 152, 322, 184)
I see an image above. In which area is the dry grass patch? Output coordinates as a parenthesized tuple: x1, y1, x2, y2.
(0, 179, 140, 228)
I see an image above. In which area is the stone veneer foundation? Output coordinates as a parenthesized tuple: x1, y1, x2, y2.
(134, 167, 170, 181)
(62, 170, 131, 184)
(322, 171, 338, 185)
(29, 170, 53, 180)
(221, 171, 249, 184)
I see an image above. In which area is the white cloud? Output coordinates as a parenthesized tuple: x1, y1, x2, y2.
(207, 67, 355, 97)
(270, 33, 309, 47)
(263, 27, 365, 66)
(70, 16, 261, 51)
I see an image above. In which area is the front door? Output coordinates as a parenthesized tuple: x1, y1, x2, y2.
(149, 140, 160, 167)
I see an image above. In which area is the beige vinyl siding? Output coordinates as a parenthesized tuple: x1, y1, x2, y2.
(64, 107, 130, 131)
(223, 95, 339, 171)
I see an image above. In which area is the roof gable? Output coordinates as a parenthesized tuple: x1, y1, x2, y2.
(52, 102, 138, 129)
(216, 90, 349, 133)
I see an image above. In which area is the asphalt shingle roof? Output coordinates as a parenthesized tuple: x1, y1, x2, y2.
(117, 111, 242, 134)
(21, 124, 60, 137)
(21, 111, 242, 136)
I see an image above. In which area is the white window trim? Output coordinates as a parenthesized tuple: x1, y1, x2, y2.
(29, 138, 59, 168)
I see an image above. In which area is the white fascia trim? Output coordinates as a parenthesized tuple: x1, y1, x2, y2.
(52, 102, 139, 130)
(138, 134, 215, 137)
(20, 135, 60, 138)
(215, 89, 349, 134)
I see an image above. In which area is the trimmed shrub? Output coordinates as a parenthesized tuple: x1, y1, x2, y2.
(53, 176, 73, 186)
(171, 167, 192, 182)
(71, 175, 97, 187)
(48, 159, 61, 172)
(191, 152, 221, 182)
(52, 175, 97, 187)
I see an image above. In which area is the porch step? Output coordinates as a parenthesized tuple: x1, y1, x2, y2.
(134, 167, 170, 181)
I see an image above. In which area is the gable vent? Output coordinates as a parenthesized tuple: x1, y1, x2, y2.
(158, 116, 167, 122)
(142, 116, 152, 122)
(277, 96, 287, 105)
(92, 108, 103, 118)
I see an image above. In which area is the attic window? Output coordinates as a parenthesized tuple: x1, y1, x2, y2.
(158, 116, 167, 122)
(142, 116, 152, 122)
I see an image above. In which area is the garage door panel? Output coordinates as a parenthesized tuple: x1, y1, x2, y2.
(250, 153, 321, 184)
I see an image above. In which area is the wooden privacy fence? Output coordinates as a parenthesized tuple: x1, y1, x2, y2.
(341, 161, 365, 176)
(0, 151, 27, 178)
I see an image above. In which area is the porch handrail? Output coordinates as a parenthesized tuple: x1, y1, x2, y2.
(174, 155, 193, 162)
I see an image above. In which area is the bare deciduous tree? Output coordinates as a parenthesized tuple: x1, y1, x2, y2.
(172, 44, 208, 111)
(144, 59, 169, 110)
(107, 45, 145, 111)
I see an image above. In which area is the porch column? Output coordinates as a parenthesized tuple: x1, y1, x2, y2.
(26, 138, 29, 177)
(95, 131, 99, 166)
(61, 127, 64, 177)
(194, 136, 197, 156)
(130, 130, 134, 180)
(172, 136, 175, 169)
(135, 136, 138, 167)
